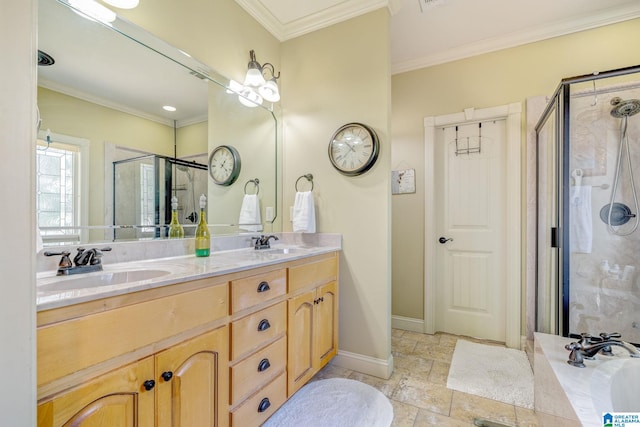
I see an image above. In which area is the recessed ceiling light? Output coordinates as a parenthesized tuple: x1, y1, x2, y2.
(101, 0, 139, 9)
(163, 105, 177, 112)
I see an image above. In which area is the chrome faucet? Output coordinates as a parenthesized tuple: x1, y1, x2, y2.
(565, 332, 640, 367)
(252, 235, 279, 250)
(45, 247, 112, 276)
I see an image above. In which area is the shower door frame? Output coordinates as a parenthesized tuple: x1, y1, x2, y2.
(535, 64, 640, 338)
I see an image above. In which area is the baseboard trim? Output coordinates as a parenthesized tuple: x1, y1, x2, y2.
(332, 349, 394, 380)
(391, 315, 424, 333)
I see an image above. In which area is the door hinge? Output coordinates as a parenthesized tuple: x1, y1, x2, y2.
(550, 227, 559, 248)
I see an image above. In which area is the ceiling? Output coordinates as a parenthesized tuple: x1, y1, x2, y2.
(233, 0, 640, 74)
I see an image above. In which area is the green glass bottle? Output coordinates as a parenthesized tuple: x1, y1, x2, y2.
(195, 194, 210, 257)
(168, 196, 184, 239)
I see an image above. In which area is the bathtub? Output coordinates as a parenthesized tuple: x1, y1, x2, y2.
(534, 332, 640, 427)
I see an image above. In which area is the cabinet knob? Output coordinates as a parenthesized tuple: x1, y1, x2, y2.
(257, 358, 271, 372)
(257, 319, 271, 332)
(143, 379, 156, 391)
(161, 371, 173, 381)
(257, 281, 271, 293)
(257, 397, 271, 413)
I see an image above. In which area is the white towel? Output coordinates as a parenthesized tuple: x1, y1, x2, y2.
(238, 194, 262, 232)
(293, 191, 316, 233)
(570, 186, 592, 253)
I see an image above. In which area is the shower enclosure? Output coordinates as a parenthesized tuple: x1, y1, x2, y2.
(536, 65, 640, 344)
(113, 154, 207, 240)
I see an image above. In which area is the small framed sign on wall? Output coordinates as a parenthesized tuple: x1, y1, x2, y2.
(392, 169, 415, 194)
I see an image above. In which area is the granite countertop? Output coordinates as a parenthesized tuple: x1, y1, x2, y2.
(37, 233, 341, 311)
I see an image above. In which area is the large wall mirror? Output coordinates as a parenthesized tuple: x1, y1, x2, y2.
(37, 0, 281, 245)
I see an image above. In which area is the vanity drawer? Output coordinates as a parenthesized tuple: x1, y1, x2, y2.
(230, 336, 286, 405)
(231, 301, 286, 360)
(231, 268, 286, 313)
(289, 255, 338, 293)
(38, 283, 228, 388)
(231, 373, 286, 427)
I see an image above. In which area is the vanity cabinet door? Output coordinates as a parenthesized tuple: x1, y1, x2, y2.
(287, 281, 339, 397)
(314, 280, 338, 370)
(287, 291, 315, 396)
(37, 357, 155, 427)
(156, 326, 229, 427)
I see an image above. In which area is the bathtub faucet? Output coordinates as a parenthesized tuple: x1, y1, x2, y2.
(565, 332, 640, 368)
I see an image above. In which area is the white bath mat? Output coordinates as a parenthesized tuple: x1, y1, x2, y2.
(446, 340, 534, 409)
(263, 378, 393, 427)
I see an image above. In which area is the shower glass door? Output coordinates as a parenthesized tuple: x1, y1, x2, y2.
(567, 74, 640, 344)
(537, 66, 640, 344)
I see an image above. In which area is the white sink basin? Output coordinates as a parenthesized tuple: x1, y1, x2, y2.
(38, 269, 171, 292)
(263, 247, 304, 255)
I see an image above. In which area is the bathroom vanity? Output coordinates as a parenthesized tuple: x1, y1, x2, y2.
(35, 239, 339, 427)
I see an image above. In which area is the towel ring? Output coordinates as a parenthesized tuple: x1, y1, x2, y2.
(295, 174, 314, 192)
(244, 178, 260, 195)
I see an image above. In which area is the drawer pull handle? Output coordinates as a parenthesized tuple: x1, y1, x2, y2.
(257, 319, 271, 332)
(257, 358, 271, 372)
(143, 379, 156, 391)
(161, 371, 173, 382)
(257, 281, 271, 293)
(258, 397, 271, 413)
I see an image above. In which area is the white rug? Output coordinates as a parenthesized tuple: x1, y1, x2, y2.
(446, 340, 534, 409)
(263, 378, 393, 427)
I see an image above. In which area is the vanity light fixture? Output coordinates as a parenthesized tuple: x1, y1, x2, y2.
(69, 0, 116, 24)
(241, 50, 281, 104)
(101, 0, 139, 9)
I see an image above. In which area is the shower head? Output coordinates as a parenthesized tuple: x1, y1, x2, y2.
(610, 98, 640, 118)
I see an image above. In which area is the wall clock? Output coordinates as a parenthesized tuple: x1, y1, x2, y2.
(208, 145, 241, 186)
(328, 122, 379, 176)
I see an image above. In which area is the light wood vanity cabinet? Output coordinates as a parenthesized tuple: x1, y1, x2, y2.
(36, 251, 339, 427)
(287, 256, 339, 396)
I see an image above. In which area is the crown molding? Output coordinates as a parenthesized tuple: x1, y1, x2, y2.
(392, 3, 640, 74)
(234, 0, 391, 41)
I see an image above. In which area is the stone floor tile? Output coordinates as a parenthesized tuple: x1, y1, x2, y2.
(449, 391, 517, 426)
(389, 400, 420, 427)
(310, 361, 353, 382)
(401, 331, 442, 345)
(392, 328, 406, 338)
(393, 353, 434, 380)
(427, 360, 451, 386)
(393, 336, 419, 354)
(413, 340, 455, 362)
(413, 408, 470, 426)
(391, 377, 453, 416)
(348, 370, 404, 398)
(515, 406, 539, 427)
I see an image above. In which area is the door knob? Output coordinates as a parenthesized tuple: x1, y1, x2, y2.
(438, 237, 453, 244)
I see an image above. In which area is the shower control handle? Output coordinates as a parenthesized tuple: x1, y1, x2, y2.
(438, 237, 453, 244)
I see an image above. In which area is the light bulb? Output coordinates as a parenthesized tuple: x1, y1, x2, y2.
(258, 79, 280, 103)
(244, 68, 266, 87)
(70, 0, 116, 23)
(238, 88, 262, 108)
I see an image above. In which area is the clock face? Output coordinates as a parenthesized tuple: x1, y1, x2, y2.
(328, 123, 379, 176)
(208, 145, 241, 186)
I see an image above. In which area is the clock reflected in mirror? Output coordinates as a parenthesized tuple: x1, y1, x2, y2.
(209, 145, 241, 186)
(328, 122, 379, 176)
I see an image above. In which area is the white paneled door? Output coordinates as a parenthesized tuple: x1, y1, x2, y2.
(434, 120, 506, 342)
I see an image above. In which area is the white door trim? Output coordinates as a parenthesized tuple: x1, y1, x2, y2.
(424, 103, 522, 348)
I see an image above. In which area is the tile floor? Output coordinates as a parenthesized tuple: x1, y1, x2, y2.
(312, 329, 539, 427)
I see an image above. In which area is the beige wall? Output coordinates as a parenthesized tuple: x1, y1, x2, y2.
(281, 9, 393, 371)
(391, 19, 640, 326)
(1, 0, 37, 424)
